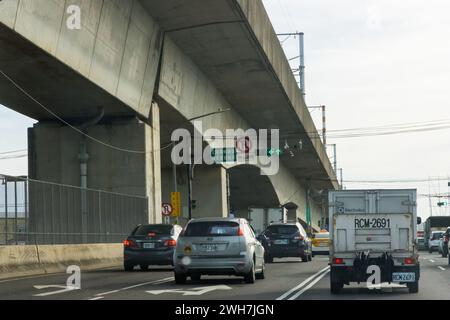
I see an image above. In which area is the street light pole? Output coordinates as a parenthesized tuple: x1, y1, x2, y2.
(180, 108, 231, 221)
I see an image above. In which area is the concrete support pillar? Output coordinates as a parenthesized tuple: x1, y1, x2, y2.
(146, 102, 162, 224)
(192, 166, 228, 219)
(28, 115, 162, 243)
(161, 165, 228, 224)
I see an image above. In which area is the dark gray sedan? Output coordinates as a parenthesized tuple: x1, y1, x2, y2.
(123, 224, 182, 271)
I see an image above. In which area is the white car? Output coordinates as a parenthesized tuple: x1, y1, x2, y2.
(428, 231, 444, 253)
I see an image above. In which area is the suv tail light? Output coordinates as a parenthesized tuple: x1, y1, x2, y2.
(238, 228, 244, 236)
(294, 235, 304, 241)
(332, 257, 344, 265)
(123, 239, 138, 249)
(164, 239, 177, 247)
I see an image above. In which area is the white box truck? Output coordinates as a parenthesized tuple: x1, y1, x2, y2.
(328, 189, 420, 294)
(248, 207, 287, 235)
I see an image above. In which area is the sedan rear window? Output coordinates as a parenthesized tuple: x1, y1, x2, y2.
(133, 225, 172, 236)
(266, 225, 298, 235)
(184, 221, 239, 237)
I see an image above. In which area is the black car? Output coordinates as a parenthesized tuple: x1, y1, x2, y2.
(258, 222, 312, 263)
(123, 224, 182, 271)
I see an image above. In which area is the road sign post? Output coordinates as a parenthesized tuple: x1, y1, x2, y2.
(162, 203, 173, 224)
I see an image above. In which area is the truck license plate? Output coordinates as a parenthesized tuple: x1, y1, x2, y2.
(392, 272, 415, 282)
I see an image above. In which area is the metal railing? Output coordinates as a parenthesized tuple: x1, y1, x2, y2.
(0, 175, 148, 245)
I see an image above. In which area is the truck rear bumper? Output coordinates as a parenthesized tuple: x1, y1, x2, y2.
(330, 264, 420, 285)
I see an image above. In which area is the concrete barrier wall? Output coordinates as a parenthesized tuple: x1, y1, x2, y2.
(0, 243, 123, 280)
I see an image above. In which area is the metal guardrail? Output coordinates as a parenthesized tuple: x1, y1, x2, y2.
(0, 175, 148, 245)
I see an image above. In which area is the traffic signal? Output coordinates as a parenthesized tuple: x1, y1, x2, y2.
(267, 148, 283, 156)
(191, 200, 197, 210)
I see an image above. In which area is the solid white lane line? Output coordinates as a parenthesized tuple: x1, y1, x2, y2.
(276, 266, 330, 300)
(33, 288, 77, 297)
(89, 296, 104, 300)
(429, 259, 435, 263)
(95, 290, 119, 296)
(94, 277, 174, 297)
(121, 277, 173, 290)
(288, 269, 330, 300)
(438, 266, 446, 271)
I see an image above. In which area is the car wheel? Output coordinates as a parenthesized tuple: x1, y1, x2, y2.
(174, 272, 187, 284)
(308, 252, 313, 261)
(191, 274, 201, 281)
(140, 264, 149, 271)
(330, 281, 343, 294)
(124, 262, 134, 271)
(244, 263, 256, 284)
(407, 281, 419, 293)
(301, 254, 308, 262)
(256, 260, 265, 280)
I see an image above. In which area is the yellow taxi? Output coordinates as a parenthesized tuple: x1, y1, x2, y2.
(311, 230, 330, 256)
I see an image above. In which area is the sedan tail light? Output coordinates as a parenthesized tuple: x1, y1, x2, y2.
(403, 257, 416, 265)
(123, 239, 139, 249)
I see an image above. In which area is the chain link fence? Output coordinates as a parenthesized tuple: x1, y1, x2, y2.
(0, 175, 148, 245)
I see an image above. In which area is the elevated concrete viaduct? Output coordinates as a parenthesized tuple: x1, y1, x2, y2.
(0, 0, 338, 240)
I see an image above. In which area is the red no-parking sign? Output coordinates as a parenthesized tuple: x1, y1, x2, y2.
(162, 203, 173, 217)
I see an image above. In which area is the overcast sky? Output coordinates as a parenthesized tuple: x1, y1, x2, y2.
(1, 1, 450, 219)
(262, 0, 450, 219)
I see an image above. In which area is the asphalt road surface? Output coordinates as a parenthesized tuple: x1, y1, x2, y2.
(0, 252, 448, 300)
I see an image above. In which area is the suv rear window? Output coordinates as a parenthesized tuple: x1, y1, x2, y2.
(184, 221, 239, 237)
(133, 225, 172, 236)
(266, 225, 298, 235)
(432, 232, 443, 240)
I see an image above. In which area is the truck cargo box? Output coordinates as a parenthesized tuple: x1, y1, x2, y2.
(329, 189, 417, 254)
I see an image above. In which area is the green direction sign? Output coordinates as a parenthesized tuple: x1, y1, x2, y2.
(211, 148, 237, 163)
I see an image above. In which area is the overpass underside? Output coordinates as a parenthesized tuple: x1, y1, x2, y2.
(0, 0, 337, 242)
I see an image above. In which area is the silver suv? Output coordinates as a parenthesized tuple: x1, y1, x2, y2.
(173, 218, 265, 284)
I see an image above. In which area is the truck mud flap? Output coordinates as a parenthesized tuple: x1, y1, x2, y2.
(353, 252, 394, 283)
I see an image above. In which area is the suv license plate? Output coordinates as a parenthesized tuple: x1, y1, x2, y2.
(392, 272, 415, 282)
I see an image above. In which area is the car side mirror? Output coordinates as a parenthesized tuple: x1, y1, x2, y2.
(417, 217, 422, 225)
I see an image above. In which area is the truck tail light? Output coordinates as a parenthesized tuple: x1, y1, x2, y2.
(332, 257, 344, 265)
(403, 257, 415, 265)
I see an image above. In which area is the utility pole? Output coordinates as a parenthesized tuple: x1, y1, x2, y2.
(307, 105, 326, 146)
(277, 32, 305, 96)
(326, 144, 337, 174)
